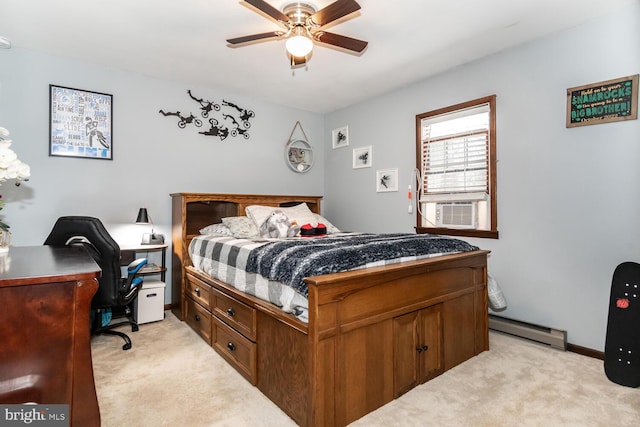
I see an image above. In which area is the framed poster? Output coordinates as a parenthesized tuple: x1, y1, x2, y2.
(332, 125, 349, 148)
(566, 74, 638, 127)
(352, 145, 372, 169)
(376, 168, 398, 192)
(49, 85, 113, 159)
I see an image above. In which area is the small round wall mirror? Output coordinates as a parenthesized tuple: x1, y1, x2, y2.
(286, 139, 313, 173)
(285, 122, 314, 173)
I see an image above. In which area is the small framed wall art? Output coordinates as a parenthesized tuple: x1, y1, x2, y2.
(376, 168, 398, 192)
(49, 84, 113, 160)
(332, 125, 349, 148)
(353, 145, 372, 169)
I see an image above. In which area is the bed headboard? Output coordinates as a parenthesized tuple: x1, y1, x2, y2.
(171, 193, 322, 237)
(170, 193, 323, 316)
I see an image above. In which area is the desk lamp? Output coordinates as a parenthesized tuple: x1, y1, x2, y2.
(136, 208, 164, 244)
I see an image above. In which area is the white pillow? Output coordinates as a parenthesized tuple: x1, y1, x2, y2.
(221, 216, 259, 238)
(199, 223, 232, 236)
(246, 203, 318, 228)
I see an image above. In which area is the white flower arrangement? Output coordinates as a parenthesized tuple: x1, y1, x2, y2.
(0, 127, 30, 185)
(0, 127, 31, 231)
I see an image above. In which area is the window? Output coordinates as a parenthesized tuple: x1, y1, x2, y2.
(415, 95, 498, 239)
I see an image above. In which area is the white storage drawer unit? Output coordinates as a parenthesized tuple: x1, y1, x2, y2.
(134, 279, 166, 324)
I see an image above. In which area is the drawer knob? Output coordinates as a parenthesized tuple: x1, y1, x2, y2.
(226, 307, 235, 317)
(227, 342, 236, 352)
(194, 314, 201, 322)
(194, 287, 200, 296)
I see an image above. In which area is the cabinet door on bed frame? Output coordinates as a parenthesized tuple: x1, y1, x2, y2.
(393, 304, 444, 397)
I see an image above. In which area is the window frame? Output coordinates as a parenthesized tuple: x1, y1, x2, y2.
(415, 95, 498, 239)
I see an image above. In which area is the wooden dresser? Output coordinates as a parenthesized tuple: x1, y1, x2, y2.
(0, 246, 101, 427)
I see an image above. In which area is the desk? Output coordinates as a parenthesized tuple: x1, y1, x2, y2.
(0, 246, 101, 426)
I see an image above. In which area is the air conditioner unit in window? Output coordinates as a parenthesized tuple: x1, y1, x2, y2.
(436, 202, 477, 229)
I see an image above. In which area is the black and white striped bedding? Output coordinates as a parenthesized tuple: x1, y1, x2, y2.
(188, 233, 479, 322)
(189, 235, 311, 320)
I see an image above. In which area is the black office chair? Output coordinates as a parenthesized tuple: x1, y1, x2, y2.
(44, 216, 147, 350)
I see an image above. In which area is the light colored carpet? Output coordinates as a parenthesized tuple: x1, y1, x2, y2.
(92, 312, 639, 426)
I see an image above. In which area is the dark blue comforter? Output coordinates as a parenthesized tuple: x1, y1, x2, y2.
(245, 233, 479, 296)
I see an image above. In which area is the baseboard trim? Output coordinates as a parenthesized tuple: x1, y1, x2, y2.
(488, 314, 604, 359)
(489, 314, 567, 351)
(567, 343, 604, 360)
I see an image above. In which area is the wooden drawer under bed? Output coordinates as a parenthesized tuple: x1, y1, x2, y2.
(184, 296, 212, 345)
(186, 274, 212, 311)
(212, 316, 257, 384)
(184, 271, 259, 384)
(210, 287, 257, 341)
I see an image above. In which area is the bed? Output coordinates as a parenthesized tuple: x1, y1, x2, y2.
(171, 193, 489, 427)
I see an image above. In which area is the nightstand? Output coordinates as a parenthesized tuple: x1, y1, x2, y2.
(120, 243, 167, 281)
(120, 243, 168, 324)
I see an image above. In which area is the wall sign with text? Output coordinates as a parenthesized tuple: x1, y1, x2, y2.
(566, 74, 638, 128)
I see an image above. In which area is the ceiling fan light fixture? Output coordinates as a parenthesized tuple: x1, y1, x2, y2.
(286, 27, 313, 57)
(228, 0, 367, 67)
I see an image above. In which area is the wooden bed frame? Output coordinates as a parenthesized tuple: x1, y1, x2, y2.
(171, 193, 489, 426)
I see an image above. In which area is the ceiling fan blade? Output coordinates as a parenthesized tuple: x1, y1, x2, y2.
(290, 55, 307, 69)
(309, 0, 361, 27)
(227, 31, 284, 45)
(244, 0, 290, 26)
(313, 31, 368, 53)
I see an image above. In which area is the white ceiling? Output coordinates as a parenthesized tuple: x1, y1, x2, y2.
(0, 0, 635, 113)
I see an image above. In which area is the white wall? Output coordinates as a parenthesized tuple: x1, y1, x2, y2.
(324, 2, 640, 351)
(0, 48, 324, 303)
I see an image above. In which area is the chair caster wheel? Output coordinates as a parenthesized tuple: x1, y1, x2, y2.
(122, 342, 132, 350)
(132, 324, 139, 332)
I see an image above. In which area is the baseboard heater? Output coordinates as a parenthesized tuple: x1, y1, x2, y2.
(489, 314, 567, 351)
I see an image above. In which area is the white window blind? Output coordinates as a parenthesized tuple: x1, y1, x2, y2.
(420, 107, 489, 195)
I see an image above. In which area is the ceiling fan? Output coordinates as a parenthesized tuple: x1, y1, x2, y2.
(226, 0, 368, 68)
